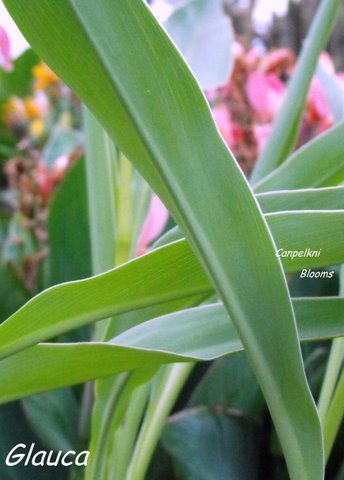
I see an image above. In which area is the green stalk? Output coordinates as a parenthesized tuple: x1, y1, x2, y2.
(127, 363, 194, 480)
(80, 108, 118, 440)
(318, 338, 344, 421)
(90, 374, 133, 480)
(108, 383, 150, 480)
(324, 368, 344, 460)
(319, 266, 344, 461)
(84, 107, 117, 276)
(116, 153, 133, 266)
(251, 0, 341, 184)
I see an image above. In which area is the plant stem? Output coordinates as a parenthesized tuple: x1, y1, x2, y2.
(126, 363, 194, 480)
(116, 152, 133, 266)
(319, 266, 344, 461)
(109, 383, 150, 480)
(318, 338, 344, 422)
(324, 367, 344, 460)
(90, 374, 130, 479)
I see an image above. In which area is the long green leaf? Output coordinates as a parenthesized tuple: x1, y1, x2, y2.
(3, 2, 323, 477)
(2, 207, 344, 360)
(157, 210, 344, 272)
(0, 298, 342, 405)
(0, 241, 211, 360)
(266, 211, 344, 272)
(250, 0, 341, 183)
(257, 186, 344, 213)
(254, 122, 344, 192)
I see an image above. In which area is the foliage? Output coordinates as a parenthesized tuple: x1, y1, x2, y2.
(0, 1, 343, 479)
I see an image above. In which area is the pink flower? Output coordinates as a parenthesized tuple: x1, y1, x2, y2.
(246, 72, 285, 122)
(307, 77, 331, 122)
(253, 124, 272, 153)
(0, 26, 13, 72)
(212, 104, 233, 147)
(137, 193, 169, 256)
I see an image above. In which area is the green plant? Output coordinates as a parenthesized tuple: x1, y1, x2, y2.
(0, 1, 343, 479)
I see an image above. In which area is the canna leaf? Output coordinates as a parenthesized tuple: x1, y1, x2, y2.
(2, 206, 344, 361)
(3, 1, 323, 477)
(0, 298, 342, 404)
(157, 210, 344, 272)
(254, 121, 344, 192)
(0, 241, 211, 360)
(250, 0, 341, 183)
(257, 186, 344, 213)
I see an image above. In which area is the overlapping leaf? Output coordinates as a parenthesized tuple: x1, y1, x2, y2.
(0, 299, 343, 404)
(3, 1, 323, 477)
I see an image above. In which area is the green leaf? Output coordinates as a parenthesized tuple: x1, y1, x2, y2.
(47, 158, 91, 286)
(84, 108, 117, 275)
(189, 352, 264, 416)
(158, 210, 344, 273)
(113, 299, 344, 355)
(257, 186, 344, 213)
(0, 402, 67, 479)
(165, 0, 234, 90)
(88, 296, 206, 480)
(0, 298, 343, 404)
(3, 1, 323, 477)
(254, 122, 344, 192)
(250, 0, 341, 183)
(0, 262, 29, 323)
(0, 241, 211, 359)
(3, 204, 344, 358)
(23, 388, 80, 452)
(162, 407, 261, 480)
(266, 211, 344, 272)
(0, 49, 39, 105)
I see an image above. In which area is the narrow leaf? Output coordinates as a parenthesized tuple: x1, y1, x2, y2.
(0, 298, 342, 404)
(0, 241, 211, 360)
(250, 0, 341, 183)
(257, 186, 344, 213)
(254, 122, 344, 192)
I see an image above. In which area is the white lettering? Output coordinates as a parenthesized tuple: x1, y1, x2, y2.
(6, 444, 26, 467)
(75, 451, 90, 466)
(61, 451, 75, 467)
(5, 444, 90, 467)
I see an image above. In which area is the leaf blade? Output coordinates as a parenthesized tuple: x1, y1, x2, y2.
(0, 298, 342, 404)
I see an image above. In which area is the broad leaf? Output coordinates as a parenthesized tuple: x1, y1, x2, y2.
(163, 407, 261, 480)
(23, 388, 80, 452)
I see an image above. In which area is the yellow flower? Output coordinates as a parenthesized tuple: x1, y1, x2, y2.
(29, 118, 44, 137)
(24, 97, 42, 119)
(32, 63, 59, 91)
